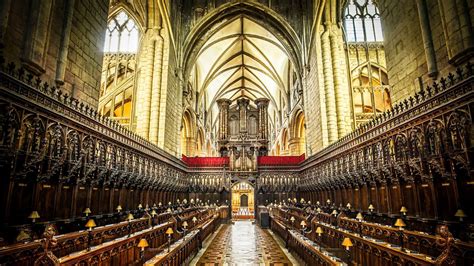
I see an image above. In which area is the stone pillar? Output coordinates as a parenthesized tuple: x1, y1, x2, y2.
(0, 0, 12, 43)
(321, 24, 338, 143)
(149, 30, 165, 144)
(22, 0, 53, 74)
(416, 0, 438, 77)
(216, 99, 231, 140)
(135, 33, 156, 139)
(255, 98, 269, 140)
(55, 0, 76, 84)
(330, 24, 351, 138)
(237, 98, 249, 133)
(437, 0, 474, 64)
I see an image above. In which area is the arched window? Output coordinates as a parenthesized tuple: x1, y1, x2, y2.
(344, 0, 391, 127)
(99, 10, 140, 128)
(344, 0, 383, 43)
(104, 11, 139, 53)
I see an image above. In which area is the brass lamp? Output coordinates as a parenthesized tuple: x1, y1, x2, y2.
(342, 237, 353, 250)
(138, 203, 143, 210)
(28, 211, 40, 223)
(316, 201, 320, 206)
(346, 203, 351, 209)
(316, 226, 323, 251)
(316, 207, 321, 213)
(167, 208, 172, 213)
(326, 199, 331, 205)
(342, 237, 353, 264)
(85, 219, 96, 231)
(394, 218, 406, 251)
(126, 213, 134, 237)
(331, 210, 338, 216)
(192, 216, 197, 225)
(300, 220, 307, 229)
(368, 204, 375, 213)
(151, 210, 157, 217)
(116, 205, 122, 212)
(138, 238, 149, 250)
(182, 221, 188, 239)
(356, 212, 364, 221)
(394, 218, 406, 230)
(85, 219, 96, 251)
(400, 206, 408, 216)
(166, 227, 174, 252)
(159, 202, 162, 207)
(83, 208, 91, 217)
(290, 216, 295, 228)
(455, 209, 467, 222)
(308, 201, 311, 205)
(138, 238, 149, 262)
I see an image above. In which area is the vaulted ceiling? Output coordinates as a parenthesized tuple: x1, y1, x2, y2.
(189, 15, 294, 128)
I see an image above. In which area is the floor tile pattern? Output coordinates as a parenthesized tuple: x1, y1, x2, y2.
(196, 221, 292, 265)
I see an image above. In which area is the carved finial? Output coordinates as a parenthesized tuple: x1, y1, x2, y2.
(34, 224, 59, 265)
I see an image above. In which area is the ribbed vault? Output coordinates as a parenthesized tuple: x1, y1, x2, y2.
(189, 15, 294, 127)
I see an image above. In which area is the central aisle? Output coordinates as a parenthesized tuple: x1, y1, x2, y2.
(192, 220, 297, 265)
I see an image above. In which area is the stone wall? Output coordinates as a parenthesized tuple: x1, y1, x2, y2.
(378, 0, 474, 103)
(1, 0, 109, 107)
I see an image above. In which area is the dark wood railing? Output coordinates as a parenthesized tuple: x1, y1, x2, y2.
(270, 205, 474, 265)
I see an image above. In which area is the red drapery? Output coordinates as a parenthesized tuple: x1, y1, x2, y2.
(182, 155, 229, 167)
(182, 154, 305, 167)
(257, 154, 305, 166)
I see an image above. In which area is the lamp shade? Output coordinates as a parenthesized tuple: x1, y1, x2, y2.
(138, 204, 143, 209)
(167, 208, 172, 213)
(159, 202, 162, 206)
(290, 216, 295, 222)
(116, 205, 122, 212)
(454, 209, 467, 218)
(368, 204, 374, 211)
(346, 203, 351, 208)
(400, 206, 408, 213)
(300, 220, 307, 227)
(28, 211, 40, 219)
(138, 238, 149, 248)
(182, 221, 188, 228)
(165, 227, 174, 235)
(394, 218, 406, 228)
(192, 217, 197, 223)
(85, 219, 96, 228)
(151, 210, 157, 216)
(331, 210, 338, 215)
(126, 213, 134, 221)
(342, 237, 353, 250)
(316, 227, 323, 235)
(316, 207, 321, 213)
(356, 213, 364, 221)
(83, 208, 91, 215)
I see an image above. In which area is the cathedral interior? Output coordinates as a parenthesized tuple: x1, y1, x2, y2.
(0, 0, 473, 265)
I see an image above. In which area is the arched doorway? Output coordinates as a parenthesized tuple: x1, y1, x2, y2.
(231, 182, 254, 219)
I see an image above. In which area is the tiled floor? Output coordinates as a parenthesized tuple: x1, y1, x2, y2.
(194, 220, 294, 265)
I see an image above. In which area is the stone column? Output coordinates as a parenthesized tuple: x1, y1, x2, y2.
(0, 0, 12, 43)
(321, 24, 338, 143)
(149, 30, 165, 144)
(22, 0, 54, 74)
(55, 0, 76, 84)
(255, 98, 269, 140)
(135, 32, 156, 139)
(330, 24, 351, 138)
(416, 0, 438, 77)
(216, 99, 231, 140)
(237, 98, 249, 133)
(437, 0, 474, 64)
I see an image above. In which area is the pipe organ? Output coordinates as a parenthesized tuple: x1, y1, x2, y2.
(217, 98, 269, 171)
